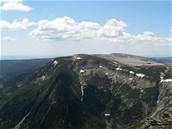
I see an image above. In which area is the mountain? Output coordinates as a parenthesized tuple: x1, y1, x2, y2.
(0, 54, 171, 129)
(150, 57, 172, 63)
(0, 59, 51, 88)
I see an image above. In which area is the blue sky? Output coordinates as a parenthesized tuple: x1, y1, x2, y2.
(1, 0, 172, 59)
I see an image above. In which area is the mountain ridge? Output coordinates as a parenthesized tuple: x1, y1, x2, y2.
(0, 53, 171, 129)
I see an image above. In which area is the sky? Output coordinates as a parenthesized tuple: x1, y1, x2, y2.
(0, 0, 172, 59)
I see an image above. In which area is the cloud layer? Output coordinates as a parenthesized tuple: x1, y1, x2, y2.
(30, 16, 171, 44)
(1, 16, 171, 44)
(30, 16, 127, 41)
(0, 19, 35, 30)
(0, 0, 32, 12)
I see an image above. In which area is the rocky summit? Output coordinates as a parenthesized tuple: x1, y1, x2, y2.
(0, 54, 171, 129)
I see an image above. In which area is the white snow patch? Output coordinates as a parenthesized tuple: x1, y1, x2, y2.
(129, 71, 134, 74)
(136, 73, 145, 78)
(73, 56, 82, 60)
(157, 94, 160, 104)
(81, 85, 84, 96)
(99, 65, 103, 68)
(140, 88, 144, 93)
(41, 75, 46, 80)
(160, 76, 163, 80)
(76, 57, 81, 60)
(116, 67, 122, 71)
(129, 78, 133, 81)
(80, 84, 86, 101)
(160, 72, 164, 80)
(104, 113, 111, 117)
(157, 100, 160, 104)
(105, 72, 109, 75)
(80, 69, 85, 73)
(53, 60, 58, 66)
(160, 79, 172, 83)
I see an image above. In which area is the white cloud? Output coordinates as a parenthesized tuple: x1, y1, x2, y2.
(0, 0, 32, 12)
(30, 16, 127, 41)
(102, 19, 127, 38)
(30, 16, 171, 44)
(2, 36, 16, 42)
(0, 19, 36, 30)
(114, 31, 171, 43)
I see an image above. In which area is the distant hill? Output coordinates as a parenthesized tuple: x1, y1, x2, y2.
(0, 59, 51, 88)
(97, 53, 164, 66)
(150, 57, 172, 63)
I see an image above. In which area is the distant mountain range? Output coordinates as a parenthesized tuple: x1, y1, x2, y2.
(0, 53, 171, 129)
(0, 59, 51, 88)
(1, 55, 172, 63)
(150, 57, 172, 63)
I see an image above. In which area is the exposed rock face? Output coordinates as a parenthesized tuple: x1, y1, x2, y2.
(0, 54, 171, 129)
(140, 81, 172, 129)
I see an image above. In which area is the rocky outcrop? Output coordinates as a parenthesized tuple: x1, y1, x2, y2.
(140, 80, 172, 129)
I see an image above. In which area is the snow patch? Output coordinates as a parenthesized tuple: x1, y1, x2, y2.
(80, 82, 86, 101)
(140, 88, 144, 93)
(136, 73, 145, 78)
(105, 72, 109, 75)
(99, 65, 103, 68)
(80, 69, 85, 73)
(104, 113, 111, 117)
(160, 76, 163, 80)
(116, 67, 122, 71)
(81, 85, 84, 98)
(157, 94, 160, 104)
(157, 100, 160, 104)
(41, 75, 46, 80)
(160, 79, 172, 83)
(76, 57, 81, 60)
(129, 78, 133, 81)
(74, 56, 82, 60)
(80, 84, 87, 101)
(129, 71, 134, 74)
(53, 60, 58, 66)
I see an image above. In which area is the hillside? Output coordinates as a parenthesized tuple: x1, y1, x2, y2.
(0, 54, 171, 129)
(0, 59, 51, 88)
